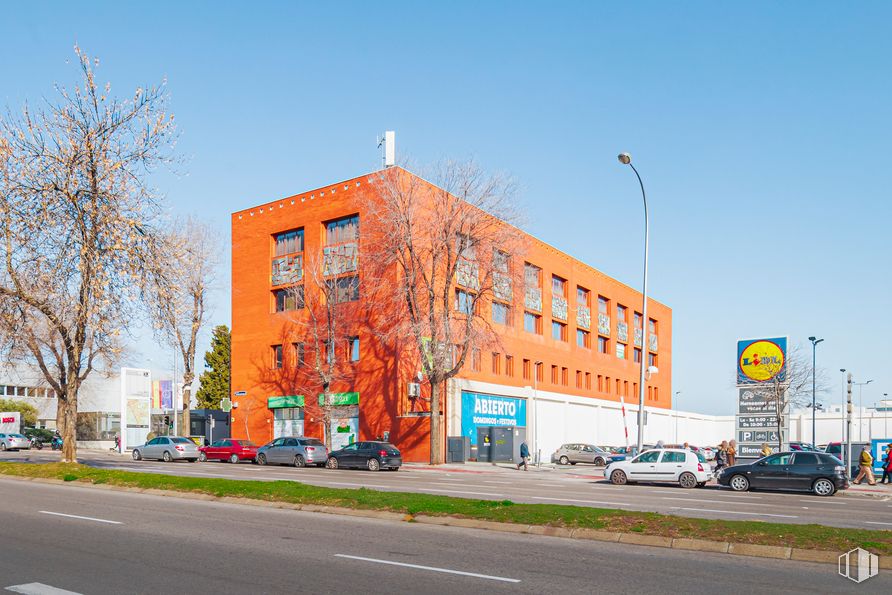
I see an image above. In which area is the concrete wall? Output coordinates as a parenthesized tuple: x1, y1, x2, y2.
(787, 409, 892, 444)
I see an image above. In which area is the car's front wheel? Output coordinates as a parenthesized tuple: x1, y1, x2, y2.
(256, 453, 267, 466)
(679, 472, 697, 489)
(326, 457, 339, 469)
(229, 453, 240, 464)
(813, 478, 836, 497)
(132, 449, 141, 461)
(199, 452, 208, 462)
(367, 457, 380, 471)
(610, 470, 628, 485)
(559, 455, 569, 465)
(729, 474, 750, 492)
(0, 443, 6, 451)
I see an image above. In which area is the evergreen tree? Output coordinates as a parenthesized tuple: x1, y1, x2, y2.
(195, 325, 231, 410)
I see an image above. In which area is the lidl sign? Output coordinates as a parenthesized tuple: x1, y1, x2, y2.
(737, 337, 787, 384)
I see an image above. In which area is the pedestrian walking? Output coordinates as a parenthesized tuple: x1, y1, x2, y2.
(760, 443, 772, 457)
(682, 442, 690, 450)
(714, 441, 728, 474)
(853, 445, 877, 485)
(881, 445, 892, 485)
(727, 440, 737, 466)
(517, 441, 530, 471)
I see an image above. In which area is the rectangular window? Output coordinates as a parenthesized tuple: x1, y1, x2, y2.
(598, 336, 608, 353)
(598, 295, 609, 314)
(634, 348, 642, 363)
(522, 358, 531, 380)
(535, 361, 544, 382)
(471, 348, 481, 372)
(605, 376, 611, 394)
(325, 215, 359, 245)
(585, 372, 592, 390)
(505, 355, 514, 377)
(293, 342, 305, 367)
(524, 263, 541, 288)
(455, 289, 475, 315)
(577, 286, 590, 306)
(616, 379, 621, 395)
(524, 312, 541, 334)
(648, 386, 653, 401)
(624, 381, 629, 396)
(634, 312, 643, 328)
(649, 318, 657, 334)
(491, 352, 501, 375)
(575, 370, 582, 389)
(552, 275, 566, 297)
(597, 375, 603, 392)
(274, 229, 304, 256)
(349, 337, 360, 362)
(338, 275, 360, 303)
(648, 353, 658, 367)
(616, 343, 626, 360)
(492, 302, 511, 325)
(271, 345, 283, 369)
(273, 286, 304, 312)
(617, 304, 627, 322)
(551, 320, 566, 341)
(561, 367, 568, 386)
(551, 365, 558, 384)
(576, 329, 590, 348)
(654, 387, 659, 401)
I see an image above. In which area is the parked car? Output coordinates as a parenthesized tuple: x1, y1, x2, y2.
(256, 436, 328, 467)
(823, 442, 869, 477)
(604, 448, 712, 488)
(199, 439, 259, 463)
(717, 451, 848, 496)
(789, 442, 820, 452)
(0, 433, 31, 451)
(326, 441, 401, 471)
(664, 444, 714, 461)
(132, 436, 200, 462)
(552, 443, 613, 466)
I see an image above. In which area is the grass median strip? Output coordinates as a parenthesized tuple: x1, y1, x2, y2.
(2, 462, 890, 555)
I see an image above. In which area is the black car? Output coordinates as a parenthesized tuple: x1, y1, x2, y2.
(326, 441, 402, 471)
(717, 451, 848, 496)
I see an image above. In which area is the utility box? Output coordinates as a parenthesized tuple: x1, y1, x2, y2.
(447, 436, 470, 463)
(476, 426, 526, 463)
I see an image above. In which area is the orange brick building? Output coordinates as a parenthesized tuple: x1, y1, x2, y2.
(231, 167, 672, 462)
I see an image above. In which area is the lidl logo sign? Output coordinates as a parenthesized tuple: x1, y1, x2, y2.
(737, 337, 787, 384)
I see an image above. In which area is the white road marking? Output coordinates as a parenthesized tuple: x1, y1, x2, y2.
(38, 511, 121, 525)
(316, 482, 390, 489)
(5, 583, 82, 594)
(661, 497, 763, 506)
(482, 481, 513, 485)
(334, 554, 520, 583)
(800, 499, 844, 504)
(673, 507, 797, 519)
(533, 497, 629, 506)
(866, 521, 892, 526)
(422, 488, 503, 497)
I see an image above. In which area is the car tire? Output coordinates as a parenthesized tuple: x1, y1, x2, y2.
(729, 474, 749, 492)
(813, 478, 836, 497)
(0, 443, 6, 451)
(610, 470, 628, 485)
(162, 451, 173, 462)
(229, 453, 240, 464)
(559, 455, 569, 465)
(570, 461, 577, 465)
(257, 453, 267, 466)
(594, 457, 606, 466)
(293, 455, 306, 468)
(679, 472, 697, 489)
(367, 458, 380, 472)
(132, 449, 141, 461)
(326, 457, 339, 469)
(199, 452, 208, 462)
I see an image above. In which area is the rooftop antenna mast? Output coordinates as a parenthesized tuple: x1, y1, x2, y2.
(376, 131, 395, 169)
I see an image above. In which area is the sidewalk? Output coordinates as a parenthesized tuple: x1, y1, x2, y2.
(402, 461, 560, 474)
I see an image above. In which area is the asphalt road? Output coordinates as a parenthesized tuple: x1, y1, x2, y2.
(1, 478, 889, 594)
(4, 450, 892, 530)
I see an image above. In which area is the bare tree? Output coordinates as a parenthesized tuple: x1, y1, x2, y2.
(145, 217, 218, 436)
(0, 47, 176, 461)
(366, 162, 523, 464)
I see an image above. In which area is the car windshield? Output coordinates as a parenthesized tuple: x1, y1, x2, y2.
(171, 437, 193, 444)
(235, 441, 258, 447)
(11, 434, 24, 438)
(694, 451, 707, 463)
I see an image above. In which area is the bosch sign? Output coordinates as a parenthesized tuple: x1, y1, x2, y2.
(0, 412, 20, 434)
(1, 417, 14, 424)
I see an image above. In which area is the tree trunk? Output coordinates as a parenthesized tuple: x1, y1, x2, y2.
(60, 385, 78, 463)
(182, 385, 191, 438)
(429, 380, 443, 465)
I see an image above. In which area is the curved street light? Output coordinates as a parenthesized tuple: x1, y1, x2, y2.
(618, 152, 649, 452)
(808, 336, 824, 446)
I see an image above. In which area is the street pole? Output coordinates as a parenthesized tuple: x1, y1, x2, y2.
(618, 152, 649, 453)
(533, 360, 542, 466)
(808, 337, 823, 447)
(839, 369, 846, 443)
(674, 391, 681, 443)
(846, 373, 853, 476)
(854, 380, 874, 442)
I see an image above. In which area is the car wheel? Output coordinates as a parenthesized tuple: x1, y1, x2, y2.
(594, 457, 605, 466)
(162, 451, 173, 462)
(679, 472, 697, 489)
(0, 443, 6, 451)
(367, 457, 380, 471)
(132, 449, 141, 461)
(610, 470, 628, 485)
(229, 453, 240, 464)
(729, 474, 749, 492)
(199, 452, 208, 462)
(559, 455, 569, 465)
(813, 478, 836, 497)
(188, 458, 197, 463)
(326, 457, 339, 469)
(293, 455, 306, 468)
(257, 453, 267, 466)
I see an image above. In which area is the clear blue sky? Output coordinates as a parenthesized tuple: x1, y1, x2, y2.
(2, 2, 889, 415)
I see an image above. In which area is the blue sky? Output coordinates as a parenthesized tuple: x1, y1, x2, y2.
(2, 2, 889, 415)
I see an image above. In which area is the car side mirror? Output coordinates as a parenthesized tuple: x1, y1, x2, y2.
(757, 461, 766, 466)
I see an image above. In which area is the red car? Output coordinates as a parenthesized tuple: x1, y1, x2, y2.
(199, 439, 259, 463)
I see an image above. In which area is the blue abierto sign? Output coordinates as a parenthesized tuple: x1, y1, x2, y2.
(461, 391, 526, 446)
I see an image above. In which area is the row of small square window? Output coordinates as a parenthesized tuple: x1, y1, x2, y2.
(270, 338, 361, 369)
(272, 277, 360, 312)
(273, 216, 360, 257)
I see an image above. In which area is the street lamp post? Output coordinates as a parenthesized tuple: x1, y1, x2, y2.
(853, 380, 873, 441)
(533, 360, 543, 466)
(618, 152, 649, 452)
(674, 391, 681, 443)
(808, 337, 823, 447)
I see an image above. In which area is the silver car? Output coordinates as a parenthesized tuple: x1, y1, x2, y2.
(132, 436, 200, 462)
(257, 436, 328, 467)
(0, 433, 31, 451)
(552, 443, 611, 466)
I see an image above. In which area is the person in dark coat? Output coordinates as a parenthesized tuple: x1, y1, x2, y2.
(881, 445, 892, 485)
(517, 441, 530, 471)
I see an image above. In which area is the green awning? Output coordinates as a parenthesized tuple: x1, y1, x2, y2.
(318, 392, 360, 406)
(268, 395, 305, 409)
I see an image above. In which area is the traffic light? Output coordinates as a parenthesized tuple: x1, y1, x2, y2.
(163, 415, 170, 427)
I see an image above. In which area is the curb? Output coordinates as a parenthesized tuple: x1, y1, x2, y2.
(2, 474, 889, 568)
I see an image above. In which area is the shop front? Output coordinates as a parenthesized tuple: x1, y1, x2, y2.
(268, 395, 305, 438)
(321, 392, 359, 451)
(460, 390, 527, 459)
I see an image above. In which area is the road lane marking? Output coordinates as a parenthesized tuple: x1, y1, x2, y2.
(661, 497, 764, 506)
(673, 507, 797, 519)
(423, 489, 503, 496)
(5, 583, 82, 594)
(334, 554, 520, 583)
(316, 482, 390, 489)
(800, 499, 844, 504)
(533, 497, 629, 506)
(482, 481, 513, 485)
(38, 511, 121, 525)
(866, 521, 892, 526)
